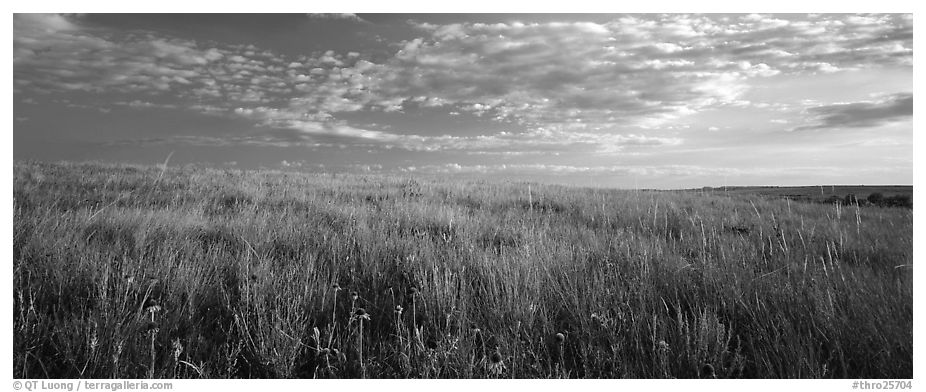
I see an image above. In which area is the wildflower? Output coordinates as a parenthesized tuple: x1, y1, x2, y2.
(407, 286, 418, 297)
(487, 350, 506, 376)
(353, 308, 371, 321)
(350, 291, 359, 302)
(555, 333, 565, 343)
(656, 340, 669, 352)
(249, 274, 258, 282)
(144, 298, 161, 314)
(701, 363, 716, 379)
(353, 308, 370, 378)
(331, 283, 341, 291)
(394, 305, 403, 314)
(145, 321, 159, 334)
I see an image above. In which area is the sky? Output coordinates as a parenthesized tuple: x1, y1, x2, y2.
(12, 13, 913, 188)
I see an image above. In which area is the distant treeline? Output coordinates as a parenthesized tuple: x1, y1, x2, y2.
(822, 193, 912, 208)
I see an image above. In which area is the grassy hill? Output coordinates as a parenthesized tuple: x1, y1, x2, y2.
(13, 161, 912, 379)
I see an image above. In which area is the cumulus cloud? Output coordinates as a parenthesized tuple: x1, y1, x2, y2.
(373, 14, 912, 133)
(400, 129, 681, 154)
(793, 92, 912, 131)
(14, 14, 913, 154)
(15, 14, 223, 94)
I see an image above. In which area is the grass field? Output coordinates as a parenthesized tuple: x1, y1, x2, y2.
(13, 161, 913, 379)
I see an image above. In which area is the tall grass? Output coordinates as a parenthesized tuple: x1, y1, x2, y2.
(13, 161, 912, 378)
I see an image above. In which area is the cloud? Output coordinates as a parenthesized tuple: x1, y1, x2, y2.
(793, 92, 912, 131)
(373, 14, 912, 133)
(14, 14, 913, 154)
(307, 13, 367, 23)
(14, 13, 78, 35)
(102, 135, 336, 148)
(396, 162, 898, 180)
(397, 163, 755, 177)
(15, 14, 225, 94)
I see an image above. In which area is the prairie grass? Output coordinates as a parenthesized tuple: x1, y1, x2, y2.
(13, 161, 912, 378)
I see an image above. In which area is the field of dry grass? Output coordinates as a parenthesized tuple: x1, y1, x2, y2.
(13, 161, 912, 379)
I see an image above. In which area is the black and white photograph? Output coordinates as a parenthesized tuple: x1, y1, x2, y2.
(11, 9, 914, 384)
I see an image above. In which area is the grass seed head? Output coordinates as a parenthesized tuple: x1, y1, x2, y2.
(171, 338, 183, 360)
